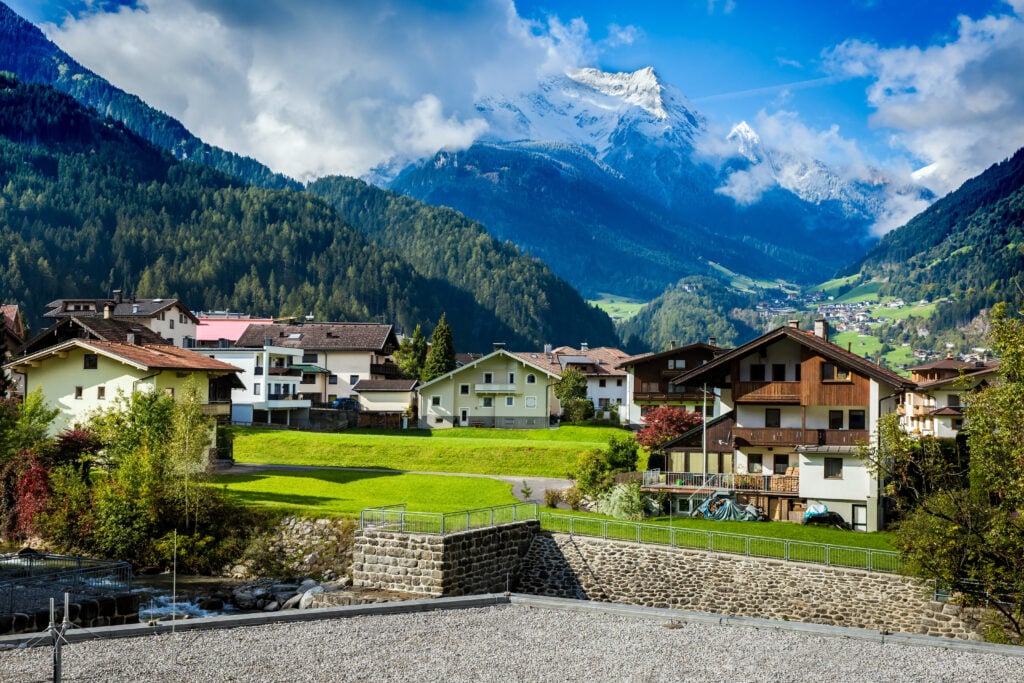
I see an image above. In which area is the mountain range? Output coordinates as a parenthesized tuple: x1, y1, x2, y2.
(0, 1, 1019, 359)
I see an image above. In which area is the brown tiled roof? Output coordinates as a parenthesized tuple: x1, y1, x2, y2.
(914, 361, 999, 391)
(236, 323, 398, 352)
(85, 342, 242, 372)
(617, 342, 725, 369)
(930, 406, 964, 416)
(909, 358, 975, 372)
(1, 305, 23, 339)
(509, 346, 639, 378)
(671, 325, 912, 389)
(353, 379, 418, 392)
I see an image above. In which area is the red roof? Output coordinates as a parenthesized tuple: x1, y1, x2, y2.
(197, 318, 275, 342)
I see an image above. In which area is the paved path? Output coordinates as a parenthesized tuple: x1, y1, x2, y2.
(222, 461, 572, 504)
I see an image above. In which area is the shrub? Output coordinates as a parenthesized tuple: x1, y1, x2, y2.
(544, 488, 563, 508)
(561, 398, 595, 425)
(562, 486, 583, 511)
(597, 482, 645, 520)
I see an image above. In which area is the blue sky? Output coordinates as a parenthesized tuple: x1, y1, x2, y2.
(9, 0, 1024, 202)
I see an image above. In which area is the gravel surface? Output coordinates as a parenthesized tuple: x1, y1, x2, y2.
(1, 604, 1021, 682)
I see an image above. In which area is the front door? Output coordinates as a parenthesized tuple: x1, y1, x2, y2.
(852, 504, 867, 532)
(459, 409, 469, 426)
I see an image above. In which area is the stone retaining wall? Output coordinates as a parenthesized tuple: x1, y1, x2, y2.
(351, 521, 539, 597)
(516, 532, 988, 640)
(0, 593, 139, 635)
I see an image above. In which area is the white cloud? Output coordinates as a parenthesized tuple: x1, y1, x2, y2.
(605, 23, 641, 47)
(825, 9, 1024, 196)
(41, 0, 603, 181)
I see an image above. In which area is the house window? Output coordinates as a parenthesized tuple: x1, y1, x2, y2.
(349, 375, 359, 385)
(165, 338, 174, 346)
(849, 410, 866, 430)
(301, 374, 316, 384)
(302, 353, 318, 364)
(526, 374, 536, 384)
(525, 396, 537, 409)
(772, 364, 786, 381)
(765, 408, 781, 428)
(668, 359, 686, 370)
(947, 394, 961, 408)
(748, 454, 763, 474)
(616, 379, 623, 387)
(83, 354, 98, 370)
(169, 319, 174, 330)
(599, 379, 606, 388)
(460, 384, 470, 395)
(953, 418, 964, 430)
(97, 386, 106, 400)
(328, 374, 338, 385)
(483, 372, 493, 384)
(431, 396, 441, 406)
(254, 383, 261, 396)
(749, 364, 765, 381)
(74, 386, 83, 400)
(508, 372, 515, 384)
(158, 312, 165, 321)
(598, 398, 610, 408)
(435, 417, 444, 424)
(774, 458, 789, 475)
(824, 457, 843, 479)
(483, 397, 493, 408)
(505, 396, 514, 407)
(794, 364, 801, 381)
(829, 410, 844, 430)
(821, 362, 851, 382)
(179, 313, 186, 324)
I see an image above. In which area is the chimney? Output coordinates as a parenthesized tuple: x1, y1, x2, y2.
(787, 319, 800, 329)
(132, 303, 139, 314)
(492, 342, 506, 352)
(543, 343, 552, 354)
(113, 289, 123, 304)
(580, 341, 589, 352)
(814, 318, 829, 342)
(708, 337, 716, 346)
(669, 340, 676, 349)
(126, 332, 136, 345)
(103, 304, 112, 320)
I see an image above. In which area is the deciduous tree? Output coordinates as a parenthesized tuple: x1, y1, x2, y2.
(635, 405, 703, 451)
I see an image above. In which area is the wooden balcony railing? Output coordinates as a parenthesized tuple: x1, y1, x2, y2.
(200, 401, 231, 416)
(634, 391, 706, 402)
(732, 427, 870, 447)
(733, 381, 801, 403)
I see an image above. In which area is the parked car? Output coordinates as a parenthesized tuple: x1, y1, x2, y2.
(329, 397, 359, 410)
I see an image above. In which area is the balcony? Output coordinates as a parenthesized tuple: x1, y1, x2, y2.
(634, 391, 707, 402)
(641, 470, 800, 495)
(475, 383, 517, 393)
(200, 401, 231, 417)
(733, 381, 801, 403)
(732, 427, 870, 447)
(370, 362, 403, 379)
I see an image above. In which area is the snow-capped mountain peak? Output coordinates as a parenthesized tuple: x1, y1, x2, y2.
(726, 121, 763, 163)
(568, 66, 667, 119)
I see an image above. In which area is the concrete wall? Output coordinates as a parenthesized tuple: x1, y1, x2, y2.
(351, 521, 539, 597)
(516, 533, 988, 640)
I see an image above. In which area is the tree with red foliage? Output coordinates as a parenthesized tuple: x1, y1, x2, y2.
(636, 405, 703, 451)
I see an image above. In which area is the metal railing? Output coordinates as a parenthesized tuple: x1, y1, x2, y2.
(540, 513, 902, 573)
(360, 503, 539, 535)
(643, 470, 800, 495)
(0, 552, 133, 615)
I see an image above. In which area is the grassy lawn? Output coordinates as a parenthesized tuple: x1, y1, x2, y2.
(213, 469, 518, 516)
(588, 292, 647, 321)
(230, 425, 625, 477)
(832, 280, 881, 303)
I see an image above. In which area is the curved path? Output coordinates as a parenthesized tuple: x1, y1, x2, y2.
(222, 461, 572, 504)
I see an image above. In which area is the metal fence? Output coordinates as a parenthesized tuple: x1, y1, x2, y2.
(539, 513, 902, 574)
(360, 503, 540, 535)
(0, 552, 134, 615)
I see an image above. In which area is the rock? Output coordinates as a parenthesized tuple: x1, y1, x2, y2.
(281, 594, 303, 610)
(299, 586, 325, 609)
(197, 597, 224, 611)
(232, 591, 256, 610)
(263, 601, 280, 612)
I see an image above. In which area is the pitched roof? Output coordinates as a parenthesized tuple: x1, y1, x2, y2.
(353, 379, 419, 392)
(236, 323, 398, 352)
(196, 317, 276, 343)
(1, 305, 24, 339)
(416, 349, 563, 390)
(914, 360, 1000, 391)
(509, 346, 640, 378)
(44, 297, 198, 323)
(617, 342, 725, 369)
(18, 316, 170, 356)
(671, 325, 912, 389)
(4, 339, 241, 374)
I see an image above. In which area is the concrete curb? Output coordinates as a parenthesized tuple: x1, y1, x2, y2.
(3, 592, 1021, 659)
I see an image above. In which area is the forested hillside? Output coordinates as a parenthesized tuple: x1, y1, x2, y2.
(308, 176, 619, 349)
(0, 3, 299, 191)
(0, 76, 538, 349)
(853, 146, 1024, 331)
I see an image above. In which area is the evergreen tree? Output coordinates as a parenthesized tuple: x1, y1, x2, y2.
(422, 314, 456, 381)
(395, 324, 428, 379)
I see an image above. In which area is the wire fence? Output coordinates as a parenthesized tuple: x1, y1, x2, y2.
(359, 502, 540, 535)
(540, 513, 902, 573)
(0, 552, 134, 615)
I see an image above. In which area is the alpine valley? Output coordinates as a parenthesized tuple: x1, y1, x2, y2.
(0, 1, 1021, 361)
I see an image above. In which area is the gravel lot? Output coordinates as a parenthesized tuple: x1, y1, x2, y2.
(1, 604, 1021, 682)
